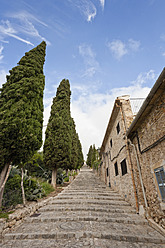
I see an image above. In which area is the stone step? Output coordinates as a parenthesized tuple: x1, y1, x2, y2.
(25, 215, 148, 225)
(1, 167, 165, 248)
(4, 230, 165, 245)
(36, 210, 140, 219)
(57, 191, 122, 198)
(2, 238, 165, 248)
(56, 195, 124, 201)
(60, 190, 118, 194)
(39, 205, 137, 214)
(49, 199, 130, 206)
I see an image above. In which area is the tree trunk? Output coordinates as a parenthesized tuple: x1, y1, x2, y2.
(21, 168, 26, 206)
(0, 164, 11, 207)
(66, 169, 68, 177)
(51, 167, 57, 188)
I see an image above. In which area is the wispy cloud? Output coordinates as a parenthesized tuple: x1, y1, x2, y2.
(107, 39, 141, 60)
(99, 0, 105, 10)
(0, 11, 50, 46)
(78, 43, 99, 77)
(0, 20, 34, 46)
(68, 0, 97, 22)
(0, 44, 4, 62)
(107, 40, 127, 60)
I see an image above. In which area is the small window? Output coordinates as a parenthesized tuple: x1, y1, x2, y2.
(106, 167, 109, 177)
(116, 122, 120, 134)
(114, 162, 118, 176)
(154, 167, 165, 201)
(110, 139, 112, 147)
(121, 159, 127, 176)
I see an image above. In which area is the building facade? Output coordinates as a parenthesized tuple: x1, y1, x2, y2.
(99, 68, 165, 229)
(100, 95, 137, 209)
(127, 68, 165, 229)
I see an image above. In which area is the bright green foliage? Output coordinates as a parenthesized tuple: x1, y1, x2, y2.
(3, 171, 45, 207)
(24, 151, 51, 180)
(43, 79, 72, 171)
(0, 41, 46, 169)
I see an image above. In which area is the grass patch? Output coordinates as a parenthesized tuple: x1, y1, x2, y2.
(64, 176, 69, 182)
(40, 181, 55, 196)
(0, 211, 14, 219)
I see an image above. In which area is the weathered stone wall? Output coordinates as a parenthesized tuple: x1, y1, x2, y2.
(0, 196, 54, 238)
(100, 97, 136, 208)
(130, 90, 165, 228)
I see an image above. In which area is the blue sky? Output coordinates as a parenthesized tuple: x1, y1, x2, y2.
(0, 0, 165, 157)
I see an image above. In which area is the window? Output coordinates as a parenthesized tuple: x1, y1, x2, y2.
(114, 162, 118, 176)
(110, 139, 112, 147)
(106, 167, 109, 177)
(154, 167, 165, 201)
(121, 159, 127, 176)
(116, 122, 120, 134)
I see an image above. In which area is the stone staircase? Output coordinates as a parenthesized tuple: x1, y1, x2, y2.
(1, 166, 165, 247)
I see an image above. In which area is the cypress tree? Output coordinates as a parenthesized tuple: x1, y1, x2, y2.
(0, 41, 46, 206)
(86, 145, 93, 167)
(69, 118, 78, 171)
(43, 79, 72, 188)
(76, 134, 84, 169)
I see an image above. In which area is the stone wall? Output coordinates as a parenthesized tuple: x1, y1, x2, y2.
(129, 89, 165, 229)
(100, 96, 136, 208)
(0, 196, 54, 239)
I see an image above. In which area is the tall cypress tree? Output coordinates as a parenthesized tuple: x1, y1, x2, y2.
(86, 145, 93, 167)
(76, 134, 84, 169)
(43, 79, 72, 188)
(0, 41, 46, 206)
(70, 118, 78, 171)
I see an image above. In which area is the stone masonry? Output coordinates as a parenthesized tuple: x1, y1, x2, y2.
(1, 166, 165, 247)
(99, 96, 136, 209)
(127, 70, 165, 229)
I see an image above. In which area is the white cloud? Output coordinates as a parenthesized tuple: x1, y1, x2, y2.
(79, 43, 99, 77)
(0, 45, 4, 62)
(0, 20, 34, 46)
(107, 38, 141, 60)
(43, 70, 156, 158)
(99, 0, 105, 10)
(8, 11, 50, 45)
(107, 40, 128, 60)
(128, 39, 140, 52)
(0, 11, 50, 46)
(0, 69, 7, 88)
(69, 0, 97, 22)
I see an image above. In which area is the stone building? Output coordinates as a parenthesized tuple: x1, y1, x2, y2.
(100, 95, 138, 209)
(126, 68, 165, 229)
(99, 68, 165, 230)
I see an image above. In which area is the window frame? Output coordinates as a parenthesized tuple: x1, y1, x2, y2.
(116, 122, 120, 134)
(120, 158, 127, 176)
(154, 166, 165, 202)
(114, 162, 119, 176)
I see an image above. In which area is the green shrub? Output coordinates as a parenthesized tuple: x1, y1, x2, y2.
(56, 168, 64, 184)
(3, 174, 45, 208)
(40, 181, 54, 195)
(64, 176, 69, 182)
